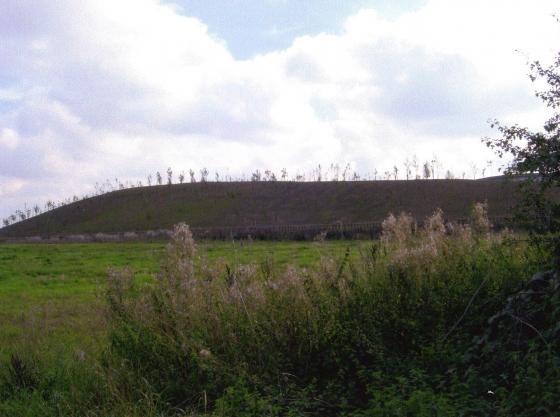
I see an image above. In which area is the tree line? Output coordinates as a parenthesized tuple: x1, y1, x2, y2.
(1, 157, 490, 228)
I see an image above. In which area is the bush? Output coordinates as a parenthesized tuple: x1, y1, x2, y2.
(101, 207, 556, 415)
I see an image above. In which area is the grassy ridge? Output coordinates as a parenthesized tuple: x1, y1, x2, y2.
(0, 179, 520, 237)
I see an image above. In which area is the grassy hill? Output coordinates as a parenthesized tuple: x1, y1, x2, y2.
(0, 179, 522, 238)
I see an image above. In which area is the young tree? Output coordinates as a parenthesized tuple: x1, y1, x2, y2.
(485, 44, 560, 238)
(470, 162, 478, 180)
(251, 170, 262, 182)
(329, 163, 340, 181)
(403, 158, 412, 180)
(316, 164, 322, 182)
(156, 171, 162, 185)
(342, 163, 351, 181)
(423, 162, 431, 179)
(167, 167, 173, 185)
(200, 168, 209, 182)
(412, 154, 419, 179)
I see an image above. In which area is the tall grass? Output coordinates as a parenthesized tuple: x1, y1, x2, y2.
(96, 205, 557, 416)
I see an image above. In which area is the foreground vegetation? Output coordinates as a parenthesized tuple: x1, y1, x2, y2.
(1, 207, 558, 416)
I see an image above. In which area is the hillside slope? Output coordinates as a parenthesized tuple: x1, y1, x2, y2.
(0, 179, 520, 237)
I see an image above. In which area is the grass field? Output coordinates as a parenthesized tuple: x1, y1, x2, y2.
(0, 240, 365, 361)
(1, 221, 558, 416)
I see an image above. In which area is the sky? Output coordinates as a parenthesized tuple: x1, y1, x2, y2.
(0, 0, 559, 221)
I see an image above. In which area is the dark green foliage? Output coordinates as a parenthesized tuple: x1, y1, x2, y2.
(485, 44, 560, 264)
(97, 222, 558, 416)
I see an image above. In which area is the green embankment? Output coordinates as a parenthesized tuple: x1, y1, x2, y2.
(0, 179, 520, 237)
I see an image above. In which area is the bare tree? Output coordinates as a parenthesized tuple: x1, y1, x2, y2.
(393, 165, 399, 180)
(167, 167, 173, 185)
(281, 168, 288, 181)
(189, 169, 196, 183)
(329, 163, 340, 181)
(147, 174, 152, 186)
(200, 168, 209, 182)
(403, 158, 412, 180)
(342, 163, 351, 181)
(17, 210, 25, 221)
(156, 172, 162, 185)
(431, 154, 442, 179)
(423, 162, 431, 179)
(412, 155, 419, 179)
(470, 162, 478, 179)
(179, 171, 185, 184)
(264, 169, 276, 181)
(2, 219, 9, 227)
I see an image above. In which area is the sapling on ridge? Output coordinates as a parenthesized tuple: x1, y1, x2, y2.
(200, 168, 209, 182)
(404, 158, 412, 180)
(167, 167, 173, 185)
(423, 162, 431, 179)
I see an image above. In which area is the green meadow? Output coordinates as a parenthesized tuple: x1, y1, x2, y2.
(0, 240, 364, 361)
(0, 222, 558, 416)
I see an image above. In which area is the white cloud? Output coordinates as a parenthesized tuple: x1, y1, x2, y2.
(0, 128, 19, 149)
(0, 0, 559, 219)
(0, 177, 24, 197)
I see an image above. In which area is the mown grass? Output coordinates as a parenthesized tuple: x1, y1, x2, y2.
(1, 212, 559, 416)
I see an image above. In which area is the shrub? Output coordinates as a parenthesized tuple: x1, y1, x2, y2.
(99, 209, 556, 416)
